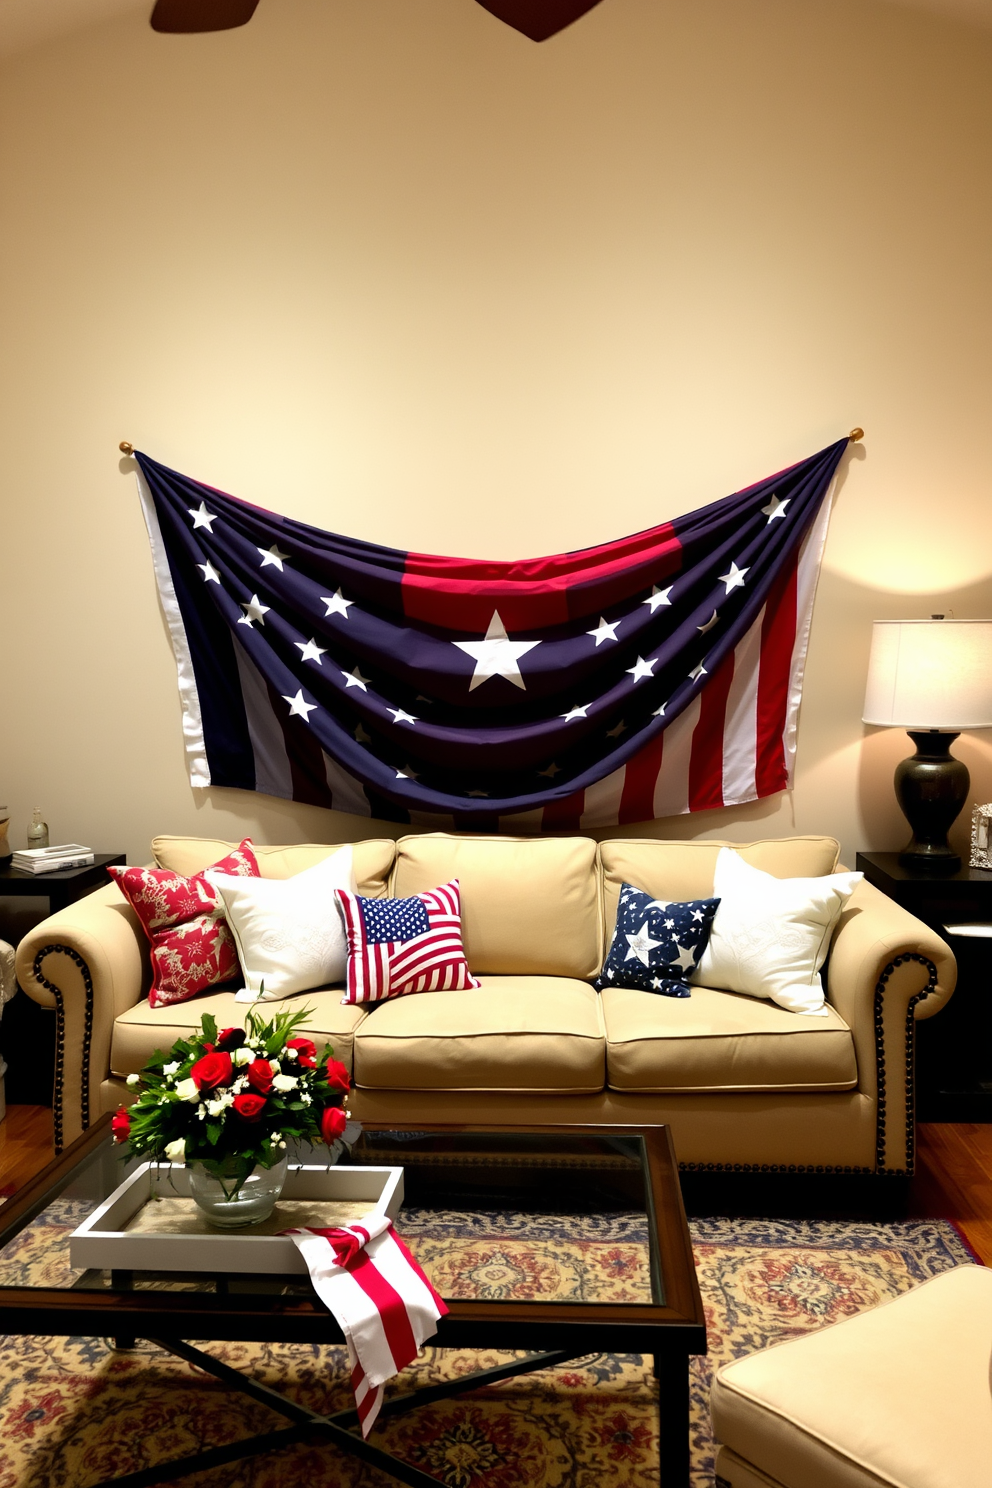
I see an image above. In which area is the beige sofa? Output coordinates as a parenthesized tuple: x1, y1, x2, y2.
(15, 832, 955, 1179)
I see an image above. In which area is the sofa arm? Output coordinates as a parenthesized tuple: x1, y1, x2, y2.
(827, 877, 956, 1176)
(14, 882, 149, 1152)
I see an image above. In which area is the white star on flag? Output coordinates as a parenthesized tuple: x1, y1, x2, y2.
(198, 561, 221, 584)
(395, 765, 419, 780)
(322, 590, 354, 619)
(689, 661, 707, 682)
(718, 561, 749, 594)
(355, 723, 371, 743)
(606, 720, 626, 738)
(561, 704, 590, 722)
(238, 594, 270, 626)
(587, 616, 620, 646)
(643, 585, 673, 612)
(761, 494, 790, 523)
(626, 655, 658, 684)
(258, 544, 290, 570)
(453, 611, 541, 692)
(388, 708, 418, 726)
(342, 666, 370, 691)
(672, 941, 696, 972)
(697, 610, 719, 634)
(538, 762, 561, 777)
(283, 690, 317, 721)
(189, 502, 217, 532)
(296, 638, 326, 664)
(625, 921, 663, 965)
(653, 703, 666, 717)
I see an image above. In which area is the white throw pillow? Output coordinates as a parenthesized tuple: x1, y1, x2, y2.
(690, 848, 862, 1015)
(207, 845, 356, 1002)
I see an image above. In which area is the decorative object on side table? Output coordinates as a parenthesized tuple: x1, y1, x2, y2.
(863, 616, 992, 873)
(113, 1004, 352, 1227)
(26, 807, 49, 850)
(969, 804, 992, 870)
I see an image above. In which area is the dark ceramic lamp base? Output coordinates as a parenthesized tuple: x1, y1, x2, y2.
(895, 730, 969, 874)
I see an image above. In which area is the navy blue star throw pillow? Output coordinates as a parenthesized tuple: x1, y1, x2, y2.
(596, 883, 720, 997)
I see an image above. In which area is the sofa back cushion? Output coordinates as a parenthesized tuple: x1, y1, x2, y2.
(151, 836, 396, 897)
(391, 833, 602, 978)
(598, 837, 841, 955)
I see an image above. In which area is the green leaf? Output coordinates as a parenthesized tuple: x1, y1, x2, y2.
(206, 1122, 223, 1146)
(200, 1012, 218, 1046)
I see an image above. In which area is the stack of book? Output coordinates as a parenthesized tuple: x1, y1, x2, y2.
(11, 844, 95, 874)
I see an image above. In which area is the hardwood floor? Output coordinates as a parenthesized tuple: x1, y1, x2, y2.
(0, 1109, 990, 1264)
(911, 1122, 992, 1264)
(0, 1104, 54, 1196)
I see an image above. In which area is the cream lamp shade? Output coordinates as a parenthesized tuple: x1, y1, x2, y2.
(863, 619, 992, 731)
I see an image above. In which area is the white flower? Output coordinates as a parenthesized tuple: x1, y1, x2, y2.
(232, 1047, 256, 1066)
(272, 1073, 298, 1092)
(269, 1060, 281, 1074)
(176, 1077, 200, 1103)
(300, 1092, 312, 1106)
(232, 1076, 248, 1093)
(270, 1131, 282, 1144)
(285, 1047, 298, 1061)
(278, 1140, 287, 1149)
(126, 1073, 140, 1088)
(164, 1138, 186, 1163)
(163, 1061, 181, 1076)
(197, 1106, 207, 1120)
(206, 1094, 232, 1117)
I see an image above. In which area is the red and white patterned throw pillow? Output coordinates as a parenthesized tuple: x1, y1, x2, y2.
(335, 879, 480, 1005)
(109, 840, 259, 1008)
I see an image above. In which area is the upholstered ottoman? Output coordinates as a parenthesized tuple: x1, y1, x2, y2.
(711, 1264, 992, 1488)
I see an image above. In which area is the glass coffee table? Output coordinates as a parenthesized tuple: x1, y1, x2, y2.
(0, 1118, 706, 1487)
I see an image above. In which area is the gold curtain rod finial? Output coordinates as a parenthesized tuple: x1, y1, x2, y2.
(849, 427, 864, 442)
(119, 441, 134, 456)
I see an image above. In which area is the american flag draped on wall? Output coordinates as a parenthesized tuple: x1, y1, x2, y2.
(133, 438, 848, 830)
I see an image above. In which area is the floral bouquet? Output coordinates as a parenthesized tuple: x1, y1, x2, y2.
(112, 1005, 351, 1201)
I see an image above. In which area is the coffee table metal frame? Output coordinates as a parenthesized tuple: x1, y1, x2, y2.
(0, 1117, 706, 1488)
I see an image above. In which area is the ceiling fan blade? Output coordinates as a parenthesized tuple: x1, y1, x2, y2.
(473, 0, 604, 41)
(150, 0, 260, 33)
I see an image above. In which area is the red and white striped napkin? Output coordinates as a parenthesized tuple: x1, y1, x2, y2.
(284, 1214, 448, 1435)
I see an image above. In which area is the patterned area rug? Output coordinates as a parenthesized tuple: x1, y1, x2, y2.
(0, 1202, 976, 1488)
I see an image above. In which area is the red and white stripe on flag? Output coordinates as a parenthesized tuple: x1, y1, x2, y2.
(523, 492, 834, 832)
(285, 1216, 448, 1437)
(336, 878, 481, 1005)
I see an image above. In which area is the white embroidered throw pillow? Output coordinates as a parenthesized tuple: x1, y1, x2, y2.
(207, 845, 356, 1002)
(690, 848, 862, 1015)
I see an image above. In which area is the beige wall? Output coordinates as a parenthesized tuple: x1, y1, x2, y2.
(1, 0, 991, 869)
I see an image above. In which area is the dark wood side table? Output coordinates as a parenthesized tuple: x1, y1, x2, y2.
(0, 853, 125, 1104)
(856, 852, 992, 1122)
(0, 853, 126, 915)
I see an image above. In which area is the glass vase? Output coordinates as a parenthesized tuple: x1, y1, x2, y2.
(188, 1154, 288, 1228)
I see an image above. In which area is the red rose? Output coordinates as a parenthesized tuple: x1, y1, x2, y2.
(247, 1059, 274, 1094)
(320, 1105, 348, 1144)
(111, 1106, 131, 1143)
(325, 1058, 350, 1094)
(217, 1026, 246, 1051)
(232, 1092, 266, 1122)
(286, 1036, 317, 1069)
(190, 1051, 233, 1092)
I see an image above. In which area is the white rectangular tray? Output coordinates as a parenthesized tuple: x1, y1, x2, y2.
(69, 1162, 404, 1275)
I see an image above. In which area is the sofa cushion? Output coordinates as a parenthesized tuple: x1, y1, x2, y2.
(711, 1265, 992, 1488)
(391, 834, 602, 979)
(353, 976, 605, 1092)
(111, 990, 367, 1078)
(599, 837, 841, 956)
(152, 836, 395, 896)
(601, 984, 857, 1092)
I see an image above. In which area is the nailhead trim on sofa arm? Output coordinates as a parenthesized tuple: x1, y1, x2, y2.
(32, 944, 94, 1154)
(873, 952, 938, 1177)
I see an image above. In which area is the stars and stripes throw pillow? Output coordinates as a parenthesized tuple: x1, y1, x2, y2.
(336, 878, 480, 1005)
(596, 882, 720, 996)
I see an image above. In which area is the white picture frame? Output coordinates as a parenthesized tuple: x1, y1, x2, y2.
(969, 803, 992, 870)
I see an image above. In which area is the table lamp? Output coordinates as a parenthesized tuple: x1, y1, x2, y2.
(863, 617, 992, 872)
